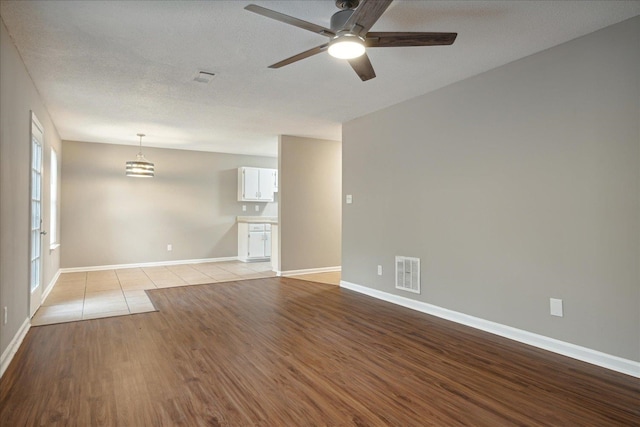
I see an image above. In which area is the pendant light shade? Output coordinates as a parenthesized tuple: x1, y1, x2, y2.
(126, 133, 154, 177)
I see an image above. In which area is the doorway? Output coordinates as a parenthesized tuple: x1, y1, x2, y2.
(29, 112, 44, 317)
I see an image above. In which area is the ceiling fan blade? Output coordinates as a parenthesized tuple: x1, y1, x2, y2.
(343, 0, 393, 36)
(348, 53, 376, 81)
(269, 44, 329, 69)
(245, 4, 334, 37)
(366, 32, 457, 47)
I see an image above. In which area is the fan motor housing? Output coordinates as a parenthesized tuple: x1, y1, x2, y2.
(335, 0, 359, 10)
(330, 9, 355, 31)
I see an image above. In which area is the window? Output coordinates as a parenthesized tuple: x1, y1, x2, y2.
(50, 148, 59, 248)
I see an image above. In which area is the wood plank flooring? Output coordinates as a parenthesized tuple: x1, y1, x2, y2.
(1, 277, 638, 426)
(287, 271, 341, 286)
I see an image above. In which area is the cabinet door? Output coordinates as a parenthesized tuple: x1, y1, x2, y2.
(242, 167, 261, 201)
(248, 231, 266, 258)
(258, 168, 275, 201)
(272, 169, 278, 193)
(264, 231, 272, 257)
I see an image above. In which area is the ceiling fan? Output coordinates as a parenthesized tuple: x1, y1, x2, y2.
(245, 0, 457, 81)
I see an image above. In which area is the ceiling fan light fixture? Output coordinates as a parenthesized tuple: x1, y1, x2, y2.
(328, 33, 365, 59)
(245, 2, 456, 81)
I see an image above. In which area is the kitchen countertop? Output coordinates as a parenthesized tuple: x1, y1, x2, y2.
(236, 216, 278, 224)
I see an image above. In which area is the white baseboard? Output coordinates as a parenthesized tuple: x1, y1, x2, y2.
(2, 271, 61, 377)
(60, 256, 239, 273)
(42, 269, 61, 302)
(340, 280, 640, 379)
(238, 257, 270, 263)
(0, 317, 31, 379)
(279, 266, 341, 277)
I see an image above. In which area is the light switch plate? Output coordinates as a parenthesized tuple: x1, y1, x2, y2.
(550, 298, 563, 317)
(242, 205, 246, 212)
(346, 194, 353, 204)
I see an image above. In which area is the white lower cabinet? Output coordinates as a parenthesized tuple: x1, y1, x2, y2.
(238, 223, 272, 262)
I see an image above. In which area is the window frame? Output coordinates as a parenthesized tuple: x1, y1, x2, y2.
(49, 147, 60, 249)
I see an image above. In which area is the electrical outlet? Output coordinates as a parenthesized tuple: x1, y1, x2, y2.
(242, 205, 246, 212)
(346, 194, 353, 204)
(377, 265, 383, 276)
(167, 244, 173, 251)
(3, 307, 7, 325)
(550, 298, 563, 317)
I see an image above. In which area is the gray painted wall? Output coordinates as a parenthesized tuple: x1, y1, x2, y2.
(279, 135, 341, 272)
(342, 17, 640, 361)
(61, 140, 277, 268)
(1, 19, 62, 355)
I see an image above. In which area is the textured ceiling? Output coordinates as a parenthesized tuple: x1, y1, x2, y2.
(1, 1, 639, 156)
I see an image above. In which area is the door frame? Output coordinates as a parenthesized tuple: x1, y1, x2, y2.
(29, 111, 45, 317)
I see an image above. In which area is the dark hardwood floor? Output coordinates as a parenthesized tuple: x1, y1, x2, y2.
(1, 277, 638, 426)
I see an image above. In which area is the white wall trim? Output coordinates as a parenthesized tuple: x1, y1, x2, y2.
(42, 269, 61, 302)
(60, 256, 239, 273)
(278, 266, 342, 277)
(0, 317, 31, 379)
(340, 280, 640, 379)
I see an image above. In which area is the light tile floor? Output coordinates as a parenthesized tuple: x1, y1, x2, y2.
(32, 261, 275, 326)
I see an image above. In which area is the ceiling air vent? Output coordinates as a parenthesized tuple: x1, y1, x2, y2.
(395, 256, 420, 294)
(193, 71, 215, 83)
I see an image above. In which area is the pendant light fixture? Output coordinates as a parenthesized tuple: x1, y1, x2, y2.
(126, 133, 154, 177)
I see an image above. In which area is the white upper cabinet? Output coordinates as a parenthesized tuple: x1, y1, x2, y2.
(238, 167, 277, 202)
(259, 168, 274, 197)
(242, 167, 261, 200)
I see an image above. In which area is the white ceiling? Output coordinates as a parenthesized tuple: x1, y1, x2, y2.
(1, 1, 639, 157)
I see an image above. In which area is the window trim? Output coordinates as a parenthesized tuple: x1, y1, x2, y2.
(49, 147, 59, 250)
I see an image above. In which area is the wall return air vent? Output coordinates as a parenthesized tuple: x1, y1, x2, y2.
(395, 256, 420, 294)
